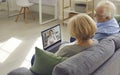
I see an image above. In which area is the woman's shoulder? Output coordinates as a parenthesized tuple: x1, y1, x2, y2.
(92, 39, 98, 45)
(59, 42, 76, 49)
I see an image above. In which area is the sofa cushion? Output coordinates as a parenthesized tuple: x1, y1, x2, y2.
(30, 47, 65, 75)
(7, 67, 36, 75)
(53, 39, 115, 75)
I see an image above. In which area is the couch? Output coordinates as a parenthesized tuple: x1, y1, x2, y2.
(7, 33, 120, 75)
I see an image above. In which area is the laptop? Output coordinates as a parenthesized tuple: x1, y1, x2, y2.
(41, 24, 62, 53)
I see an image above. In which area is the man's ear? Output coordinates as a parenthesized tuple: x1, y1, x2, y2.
(105, 16, 110, 20)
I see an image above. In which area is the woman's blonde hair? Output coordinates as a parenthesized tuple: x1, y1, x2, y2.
(68, 14, 96, 42)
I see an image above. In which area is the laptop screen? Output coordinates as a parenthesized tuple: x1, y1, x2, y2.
(41, 24, 61, 50)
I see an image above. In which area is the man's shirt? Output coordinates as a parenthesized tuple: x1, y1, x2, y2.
(93, 18, 120, 40)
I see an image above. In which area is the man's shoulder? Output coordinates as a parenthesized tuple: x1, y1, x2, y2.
(93, 33, 110, 41)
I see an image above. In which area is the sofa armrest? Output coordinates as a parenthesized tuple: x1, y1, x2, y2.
(7, 67, 37, 75)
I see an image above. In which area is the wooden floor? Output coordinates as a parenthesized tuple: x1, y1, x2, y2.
(0, 13, 69, 75)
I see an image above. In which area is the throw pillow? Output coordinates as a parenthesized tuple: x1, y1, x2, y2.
(115, 15, 120, 25)
(30, 47, 66, 75)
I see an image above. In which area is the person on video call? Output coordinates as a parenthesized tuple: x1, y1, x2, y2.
(47, 29, 57, 46)
(70, 0, 120, 42)
(55, 14, 98, 57)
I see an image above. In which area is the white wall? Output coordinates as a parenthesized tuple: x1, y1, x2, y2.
(8, 0, 19, 11)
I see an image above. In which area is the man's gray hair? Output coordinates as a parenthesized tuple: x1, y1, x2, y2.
(96, 0, 116, 18)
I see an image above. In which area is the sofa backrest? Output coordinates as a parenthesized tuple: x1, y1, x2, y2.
(91, 33, 120, 75)
(52, 39, 115, 75)
(92, 48, 120, 75)
(106, 33, 120, 51)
